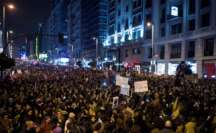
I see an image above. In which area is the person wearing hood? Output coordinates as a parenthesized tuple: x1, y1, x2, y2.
(185, 117, 197, 133)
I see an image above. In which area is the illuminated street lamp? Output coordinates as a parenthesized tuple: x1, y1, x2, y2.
(2, 3, 16, 54)
(9, 30, 14, 34)
(7, 4, 15, 10)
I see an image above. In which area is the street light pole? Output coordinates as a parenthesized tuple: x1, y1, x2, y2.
(151, 24, 154, 59)
(2, 5, 6, 54)
(2, 3, 15, 55)
(147, 22, 155, 73)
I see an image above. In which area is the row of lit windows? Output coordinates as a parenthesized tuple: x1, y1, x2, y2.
(122, 38, 214, 59)
(109, 10, 210, 39)
(109, 0, 211, 31)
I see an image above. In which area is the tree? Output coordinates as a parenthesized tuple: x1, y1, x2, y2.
(0, 53, 15, 78)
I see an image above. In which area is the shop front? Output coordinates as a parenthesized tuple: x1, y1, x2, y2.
(203, 60, 216, 78)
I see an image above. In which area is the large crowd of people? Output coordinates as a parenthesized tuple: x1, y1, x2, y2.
(0, 65, 216, 133)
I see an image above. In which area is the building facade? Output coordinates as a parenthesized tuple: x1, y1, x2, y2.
(105, 0, 216, 77)
(67, 0, 108, 60)
(67, 0, 82, 59)
(41, 0, 69, 60)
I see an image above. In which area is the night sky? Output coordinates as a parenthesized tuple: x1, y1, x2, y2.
(7, 0, 52, 36)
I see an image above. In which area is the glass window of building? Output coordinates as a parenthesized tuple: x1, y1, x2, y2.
(125, 18, 129, 29)
(118, 10, 121, 16)
(110, 36, 114, 44)
(126, 5, 129, 12)
(189, 0, 196, 14)
(145, 29, 152, 39)
(146, 0, 152, 8)
(187, 41, 195, 58)
(148, 47, 152, 58)
(160, 27, 165, 37)
(109, 0, 115, 11)
(125, 49, 128, 57)
(133, 0, 142, 9)
(133, 0, 136, 9)
(201, 0, 210, 9)
(132, 48, 141, 55)
(109, 14, 115, 22)
(117, 23, 121, 32)
(137, 30, 141, 38)
(132, 48, 136, 55)
(125, 32, 129, 41)
(188, 19, 195, 31)
(170, 43, 181, 58)
(204, 38, 214, 56)
(146, 14, 152, 23)
(160, 0, 166, 5)
(159, 45, 165, 59)
(109, 25, 115, 34)
(118, 35, 121, 43)
(132, 14, 142, 27)
(171, 23, 182, 35)
(160, 8, 166, 23)
(133, 31, 136, 39)
(201, 12, 210, 27)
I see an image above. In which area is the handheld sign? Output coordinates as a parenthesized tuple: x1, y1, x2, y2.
(116, 75, 128, 86)
(134, 80, 148, 93)
(120, 84, 130, 96)
(112, 97, 119, 109)
(17, 69, 22, 74)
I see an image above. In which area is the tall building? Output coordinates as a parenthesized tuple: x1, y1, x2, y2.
(41, 0, 69, 59)
(67, 0, 82, 59)
(0, 30, 3, 53)
(67, 0, 108, 59)
(105, 0, 216, 77)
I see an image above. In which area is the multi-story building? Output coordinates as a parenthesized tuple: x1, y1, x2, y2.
(41, 0, 69, 59)
(67, 0, 82, 59)
(67, 0, 108, 59)
(0, 30, 3, 53)
(105, 0, 216, 77)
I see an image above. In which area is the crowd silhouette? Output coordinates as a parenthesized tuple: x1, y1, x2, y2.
(0, 65, 216, 133)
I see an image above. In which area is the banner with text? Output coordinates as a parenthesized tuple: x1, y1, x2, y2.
(112, 96, 119, 109)
(116, 75, 129, 86)
(134, 80, 148, 92)
(120, 84, 130, 96)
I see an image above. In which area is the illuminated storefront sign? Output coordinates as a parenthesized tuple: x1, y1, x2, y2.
(105, 25, 143, 46)
(186, 61, 197, 74)
(168, 63, 179, 75)
(156, 63, 165, 75)
(171, 6, 178, 16)
(39, 53, 48, 60)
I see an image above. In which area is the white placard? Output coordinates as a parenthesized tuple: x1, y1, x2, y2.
(112, 96, 119, 109)
(120, 84, 130, 96)
(17, 69, 22, 74)
(171, 6, 178, 16)
(135, 65, 141, 74)
(134, 80, 148, 92)
(116, 75, 128, 86)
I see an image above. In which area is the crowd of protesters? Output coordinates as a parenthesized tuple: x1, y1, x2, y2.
(0, 65, 216, 133)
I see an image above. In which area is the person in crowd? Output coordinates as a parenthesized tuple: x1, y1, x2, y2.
(0, 65, 215, 133)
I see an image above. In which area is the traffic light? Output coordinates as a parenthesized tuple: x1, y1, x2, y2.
(58, 33, 64, 44)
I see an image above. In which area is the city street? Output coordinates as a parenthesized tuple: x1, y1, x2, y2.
(0, 0, 216, 133)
